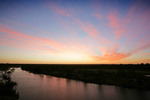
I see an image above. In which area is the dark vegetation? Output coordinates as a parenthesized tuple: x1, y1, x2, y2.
(0, 65, 19, 100)
(20, 63, 150, 90)
(1, 63, 150, 90)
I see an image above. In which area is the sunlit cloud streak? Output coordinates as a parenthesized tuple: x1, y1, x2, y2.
(0, 25, 92, 59)
(48, 3, 73, 17)
(49, 4, 113, 46)
(91, 45, 131, 62)
(0, 26, 65, 53)
(91, 43, 150, 62)
(94, 13, 103, 20)
(74, 18, 112, 46)
(107, 12, 126, 40)
(131, 44, 150, 54)
(122, 2, 150, 46)
(93, 52, 131, 62)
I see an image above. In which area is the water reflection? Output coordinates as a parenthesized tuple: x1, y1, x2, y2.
(12, 68, 150, 100)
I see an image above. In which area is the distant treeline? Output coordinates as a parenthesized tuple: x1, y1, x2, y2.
(1, 63, 150, 71)
(1, 63, 150, 90)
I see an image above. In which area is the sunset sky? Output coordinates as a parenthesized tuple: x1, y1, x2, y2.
(0, 0, 150, 64)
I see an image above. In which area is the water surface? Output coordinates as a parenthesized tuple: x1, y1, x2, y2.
(11, 68, 150, 100)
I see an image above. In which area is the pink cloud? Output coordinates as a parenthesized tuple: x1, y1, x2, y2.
(0, 34, 59, 54)
(74, 19, 99, 37)
(83, 23, 99, 38)
(123, 3, 150, 46)
(48, 4, 112, 46)
(0, 26, 68, 54)
(58, 17, 77, 36)
(0, 27, 66, 49)
(94, 53, 130, 62)
(74, 18, 112, 45)
(93, 48, 131, 62)
(108, 12, 125, 40)
(0, 25, 93, 56)
(91, 43, 150, 62)
(132, 34, 150, 49)
(126, 4, 138, 19)
(108, 13, 120, 29)
(90, 44, 131, 62)
(107, 4, 150, 45)
(131, 44, 150, 54)
(143, 53, 150, 56)
(0, 18, 54, 36)
(94, 13, 103, 20)
(49, 4, 72, 17)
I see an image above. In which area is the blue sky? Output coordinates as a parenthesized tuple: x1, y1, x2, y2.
(0, 0, 150, 64)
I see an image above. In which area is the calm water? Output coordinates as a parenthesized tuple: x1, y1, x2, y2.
(11, 68, 150, 100)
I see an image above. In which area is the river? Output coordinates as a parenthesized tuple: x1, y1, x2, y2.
(11, 68, 150, 100)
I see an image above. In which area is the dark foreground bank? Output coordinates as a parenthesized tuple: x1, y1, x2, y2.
(20, 64, 150, 90)
(0, 65, 19, 100)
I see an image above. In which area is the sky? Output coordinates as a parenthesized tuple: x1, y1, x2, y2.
(0, 0, 150, 64)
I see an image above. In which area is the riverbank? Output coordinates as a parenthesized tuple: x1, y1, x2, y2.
(0, 65, 19, 100)
(19, 64, 150, 90)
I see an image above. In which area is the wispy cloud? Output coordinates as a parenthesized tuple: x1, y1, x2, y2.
(74, 18, 112, 46)
(131, 44, 150, 54)
(48, 4, 73, 17)
(93, 52, 130, 62)
(94, 13, 103, 20)
(0, 26, 66, 54)
(123, 3, 150, 47)
(92, 43, 150, 62)
(0, 24, 93, 59)
(107, 12, 125, 40)
(92, 45, 131, 62)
